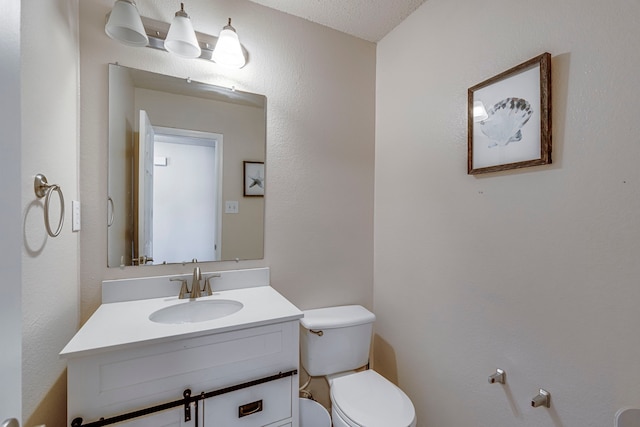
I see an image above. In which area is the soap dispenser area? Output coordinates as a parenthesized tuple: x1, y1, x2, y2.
(61, 267, 303, 427)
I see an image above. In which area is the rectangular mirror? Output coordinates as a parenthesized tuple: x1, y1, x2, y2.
(108, 64, 266, 267)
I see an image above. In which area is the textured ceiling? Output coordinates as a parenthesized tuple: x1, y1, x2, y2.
(246, 0, 428, 42)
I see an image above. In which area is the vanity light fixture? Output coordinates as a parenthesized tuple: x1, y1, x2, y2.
(104, 2, 249, 67)
(212, 18, 246, 69)
(105, 0, 149, 47)
(164, 3, 202, 59)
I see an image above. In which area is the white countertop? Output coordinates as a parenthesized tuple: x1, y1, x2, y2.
(60, 286, 303, 359)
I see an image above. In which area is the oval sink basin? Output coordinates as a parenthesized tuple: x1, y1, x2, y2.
(149, 299, 243, 324)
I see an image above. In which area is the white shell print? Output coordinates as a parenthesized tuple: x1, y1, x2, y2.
(479, 98, 533, 147)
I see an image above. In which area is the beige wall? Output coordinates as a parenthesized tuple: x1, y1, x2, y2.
(80, 0, 375, 335)
(375, 0, 640, 426)
(21, 0, 80, 425)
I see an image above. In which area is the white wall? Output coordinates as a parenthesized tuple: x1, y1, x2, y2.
(80, 0, 375, 321)
(21, 0, 80, 425)
(375, 0, 640, 426)
(0, 0, 22, 421)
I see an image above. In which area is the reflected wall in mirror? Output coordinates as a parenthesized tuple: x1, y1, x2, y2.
(108, 64, 266, 267)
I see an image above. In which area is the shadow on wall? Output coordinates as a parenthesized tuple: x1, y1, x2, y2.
(372, 334, 398, 385)
(371, 335, 568, 427)
(26, 370, 67, 427)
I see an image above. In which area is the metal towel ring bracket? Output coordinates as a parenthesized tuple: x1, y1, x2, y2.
(34, 173, 65, 237)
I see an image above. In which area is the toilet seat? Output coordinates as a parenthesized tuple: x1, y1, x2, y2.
(330, 370, 416, 427)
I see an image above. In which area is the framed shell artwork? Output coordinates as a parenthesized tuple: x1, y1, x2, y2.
(468, 52, 552, 175)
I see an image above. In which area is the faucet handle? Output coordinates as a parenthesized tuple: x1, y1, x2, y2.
(202, 274, 221, 296)
(170, 278, 189, 299)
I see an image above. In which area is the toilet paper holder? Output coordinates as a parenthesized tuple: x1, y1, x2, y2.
(488, 368, 505, 384)
(531, 389, 551, 408)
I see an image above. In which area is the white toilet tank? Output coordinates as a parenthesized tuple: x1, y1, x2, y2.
(300, 305, 376, 376)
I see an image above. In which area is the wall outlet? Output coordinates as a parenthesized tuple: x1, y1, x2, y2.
(225, 201, 239, 214)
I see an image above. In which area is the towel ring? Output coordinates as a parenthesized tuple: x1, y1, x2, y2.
(34, 173, 65, 237)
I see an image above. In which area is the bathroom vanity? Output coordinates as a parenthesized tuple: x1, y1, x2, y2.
(61, 268, 302, 427)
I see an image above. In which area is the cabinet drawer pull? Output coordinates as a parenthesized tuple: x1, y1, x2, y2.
(238, 399, 263, 418)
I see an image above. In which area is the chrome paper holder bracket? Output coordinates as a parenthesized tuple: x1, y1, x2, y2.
(34, 173, 65, 237)
(488, 368, 506, 384)
(531, 389, 551, 408)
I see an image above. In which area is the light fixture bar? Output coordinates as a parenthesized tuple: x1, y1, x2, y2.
(140, 17, 219, 61)
(105, 8, 248, 67)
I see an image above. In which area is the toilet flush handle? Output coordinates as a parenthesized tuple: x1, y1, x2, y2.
(309, 329, 324, 337)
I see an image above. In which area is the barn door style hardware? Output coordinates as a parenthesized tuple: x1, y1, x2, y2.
(70, 369, 297, 427)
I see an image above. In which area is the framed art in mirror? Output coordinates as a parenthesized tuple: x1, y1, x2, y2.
(243, 161, 265, 197)
(468, 52, 552, 175)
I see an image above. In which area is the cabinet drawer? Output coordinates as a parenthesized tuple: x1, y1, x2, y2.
(205, 376, 292, 426)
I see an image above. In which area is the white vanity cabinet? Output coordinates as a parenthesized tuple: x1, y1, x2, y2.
(63, 272, 302, 427)
(66, 319, 299, 427)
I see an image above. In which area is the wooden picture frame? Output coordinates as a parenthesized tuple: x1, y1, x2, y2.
(468, 52, 552, 175)
(243, 161, 265, 197)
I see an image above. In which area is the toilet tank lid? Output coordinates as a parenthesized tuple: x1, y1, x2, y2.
(301, 305, 375, 329)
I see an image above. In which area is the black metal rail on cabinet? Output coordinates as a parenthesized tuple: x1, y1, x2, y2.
(70, 369, 298, 427)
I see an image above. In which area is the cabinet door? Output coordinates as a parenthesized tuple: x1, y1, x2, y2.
(203, 377, 292, 427)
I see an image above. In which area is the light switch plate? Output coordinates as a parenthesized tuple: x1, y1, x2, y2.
(225, 201, 239, 214)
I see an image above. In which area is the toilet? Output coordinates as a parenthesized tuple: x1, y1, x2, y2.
(300, 305, 417, 427)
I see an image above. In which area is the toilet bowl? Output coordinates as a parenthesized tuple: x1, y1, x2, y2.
(300, 305, 417, 427)
(329, 370, 416, 427)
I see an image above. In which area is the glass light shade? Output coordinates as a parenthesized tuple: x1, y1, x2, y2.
(164, 5, 201, 59)
(212, 20, 246, 68)
(473, 101, 489, 122)
(105, 0, 149, 47)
